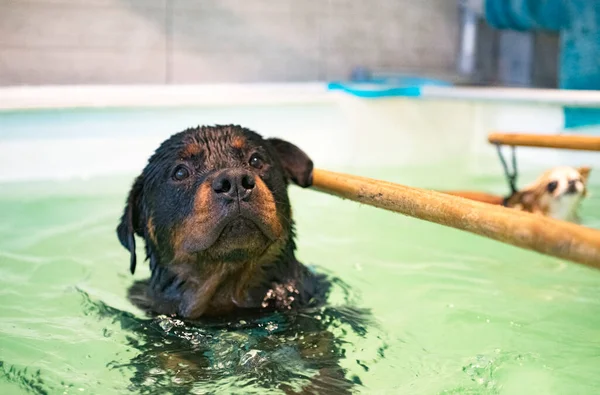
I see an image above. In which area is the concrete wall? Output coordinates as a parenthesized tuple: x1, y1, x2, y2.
(0, 0, 460, 85)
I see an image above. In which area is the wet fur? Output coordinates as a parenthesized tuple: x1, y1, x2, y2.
(117, 125, 320, 318)
(116, 125, 361, 393)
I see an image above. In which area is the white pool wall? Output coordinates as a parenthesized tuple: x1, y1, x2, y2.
(0, 84, 599, 182)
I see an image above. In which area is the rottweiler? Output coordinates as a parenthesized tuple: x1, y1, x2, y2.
(116, 125, 369, 394)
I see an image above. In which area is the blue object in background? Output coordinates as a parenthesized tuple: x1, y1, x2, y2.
(329, 1, 599, 129)
(328, 72, 452, 98)
(485, 0, 600, 129)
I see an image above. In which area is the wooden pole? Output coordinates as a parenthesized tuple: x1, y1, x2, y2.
(438, 191, 504, 205)
(488, 133, 600, 151)
(311, 168, 600, 269)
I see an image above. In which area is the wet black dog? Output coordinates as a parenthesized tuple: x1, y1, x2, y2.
(116, 125, 366, 393)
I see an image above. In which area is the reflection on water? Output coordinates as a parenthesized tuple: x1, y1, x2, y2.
(80, 278, 382, 395)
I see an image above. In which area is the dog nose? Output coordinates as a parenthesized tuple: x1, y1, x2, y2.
(567, 179, 578, 193)
(212, 169, 255, 201)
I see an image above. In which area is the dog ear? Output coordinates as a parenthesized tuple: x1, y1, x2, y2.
(577, 167, 592, 197)
(577, 166, 591, 184)
(267, 138, 314, 187)
(506, 190, 536, 211)
(519, 190, 537, 206)
(116, 176, 145, 275)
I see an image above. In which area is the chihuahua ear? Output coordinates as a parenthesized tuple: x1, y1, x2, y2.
(577, 167, 592, 197)
(506, 190, 536, 210)
(519, 190, 537, 207)
(116, 176, 146, 275)
(577, 166, 591, 183)
(267, 138, 314, 187)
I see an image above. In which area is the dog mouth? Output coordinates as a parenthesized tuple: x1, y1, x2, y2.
(218, 216, 263, 239)
(181, 205, 279, 256)
(218, 206, 277, 239)
(206, 214, 274, 260)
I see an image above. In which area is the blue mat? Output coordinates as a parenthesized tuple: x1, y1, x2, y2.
(327, 75, 452, 98)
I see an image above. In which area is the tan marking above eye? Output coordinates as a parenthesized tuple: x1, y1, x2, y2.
(181, 143, 202, 158)
(231, 136, 245, 149)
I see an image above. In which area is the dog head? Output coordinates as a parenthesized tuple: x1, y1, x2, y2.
(506, 166, 591, 222)
(116, 125, 313, 276)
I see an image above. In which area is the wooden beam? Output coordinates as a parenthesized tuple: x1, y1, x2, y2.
(311, 168, 600, 269)
(488, 133, 600, 151)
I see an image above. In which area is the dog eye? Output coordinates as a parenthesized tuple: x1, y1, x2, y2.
(249, 154, 264, 169)
(172, 165, 191, 181)
(547, 181, 558, 193)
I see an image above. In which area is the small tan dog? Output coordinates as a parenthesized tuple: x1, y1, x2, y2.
(444, 166, 591, 222)
(506, 166, 591, 222)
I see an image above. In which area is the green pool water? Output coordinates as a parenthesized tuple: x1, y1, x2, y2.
(1, 163, 600, 395)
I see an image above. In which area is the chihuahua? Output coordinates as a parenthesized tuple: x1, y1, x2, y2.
(443, 166, 591, 223)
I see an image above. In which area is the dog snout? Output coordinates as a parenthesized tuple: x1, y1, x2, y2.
(212, 169, 256, 201)
(567, 179, 579, 194)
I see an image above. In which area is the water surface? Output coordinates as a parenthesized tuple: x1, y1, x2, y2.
(1, 165, 599, 394)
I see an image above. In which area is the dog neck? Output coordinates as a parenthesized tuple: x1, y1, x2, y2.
(144, 239, 301, 319)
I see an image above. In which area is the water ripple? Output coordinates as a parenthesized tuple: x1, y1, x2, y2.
(0, 360, 61, 395)
(76, 285, 388, 394)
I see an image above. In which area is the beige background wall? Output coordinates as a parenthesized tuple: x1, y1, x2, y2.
(0, 0, 460, 85)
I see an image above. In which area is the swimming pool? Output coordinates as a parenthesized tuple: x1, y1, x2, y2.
(1, 85, 600, 394)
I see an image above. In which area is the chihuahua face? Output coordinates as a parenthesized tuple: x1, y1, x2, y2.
(506, 166, 591, 222)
